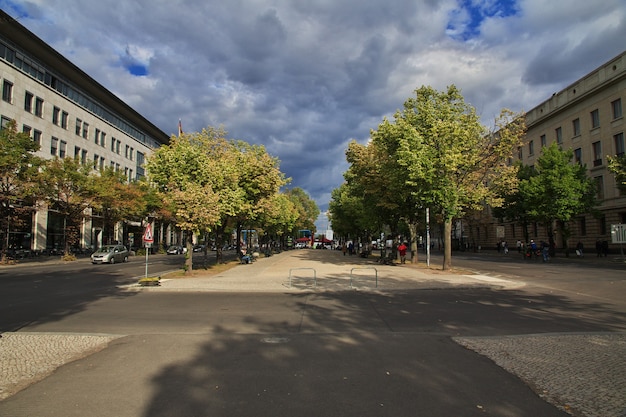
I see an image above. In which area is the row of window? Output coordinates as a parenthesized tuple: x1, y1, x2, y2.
(3, 76, 141, 163)
(0, 39, 161, 149)
(524, 132, 625, 168)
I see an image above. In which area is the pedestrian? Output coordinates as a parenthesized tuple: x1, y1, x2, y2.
(576, 241, 584, 257)
(398, 241, 408, 264)
(541, 241, 550, 262)
(516, 239, 522, 253)
(342, 243, 347, 256)
(596, 239, 602, 257)
(503, 241, 508, 254)
(348, 241, 354, 256)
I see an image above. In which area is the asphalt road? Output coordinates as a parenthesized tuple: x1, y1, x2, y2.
(1, 249, 625, 416)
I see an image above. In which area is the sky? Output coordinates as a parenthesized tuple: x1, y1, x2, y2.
(2, 0, 625, 231)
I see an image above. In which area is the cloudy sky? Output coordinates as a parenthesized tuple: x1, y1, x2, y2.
(2, 0, 625, 230)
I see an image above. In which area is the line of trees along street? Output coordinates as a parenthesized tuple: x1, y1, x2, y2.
(330, 85, 618, 270)
(1, 121, 319, 269)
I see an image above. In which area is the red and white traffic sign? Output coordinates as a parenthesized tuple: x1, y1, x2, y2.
(143, 223, 154, 243)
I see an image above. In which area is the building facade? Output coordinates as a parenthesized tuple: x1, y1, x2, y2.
(0, 11, 169, 253)
(484, 51, 626, 254)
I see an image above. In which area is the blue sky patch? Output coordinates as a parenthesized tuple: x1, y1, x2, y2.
(447, 0, 519, 41)
(127, 64, 149, 76)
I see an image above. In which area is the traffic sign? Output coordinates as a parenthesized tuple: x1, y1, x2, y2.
(143, 224, 154, 243)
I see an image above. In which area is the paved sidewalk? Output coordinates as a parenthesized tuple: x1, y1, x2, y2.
(141, 248, 524, 292)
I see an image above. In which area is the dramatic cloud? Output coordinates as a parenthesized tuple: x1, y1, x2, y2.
(2, 0, 624, 229)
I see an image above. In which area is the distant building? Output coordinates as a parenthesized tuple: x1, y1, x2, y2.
(0, 10, 169, 252)
(480, 51, 626, 253)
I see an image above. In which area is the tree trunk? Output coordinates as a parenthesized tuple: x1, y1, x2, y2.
(184, 232, 193, 274)
(406, 220, 419, 264)
(443, 218, 452, 270)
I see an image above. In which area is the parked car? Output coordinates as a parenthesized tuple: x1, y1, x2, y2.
(166, 245, 187, 255)
(192, 244, 206, 252)
(91, 245, 129, 264)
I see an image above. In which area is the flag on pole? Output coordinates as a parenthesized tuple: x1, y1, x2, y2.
(178, 119, 183, 137)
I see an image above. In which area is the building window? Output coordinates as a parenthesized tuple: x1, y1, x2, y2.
(74, 146, 81, 159)
(100, 132, 106, 147)
(81, 149, 88, 165)
(574, 148, 582, 164)
(61, 111, 68, 129)
(82, 122, 89, 139)
(22, 124, 32, 136)
(33, 129, 42, 145)
(75, 118, 82, 136)
(572, 118, 580, 137)
(115, 140, 120, 154)
(612, 98, 623, 120)
(615, 132, 625, 157)
(52, 106, 60, 125)
(24, 91, 33, 112)
(111, 137, 116, 152)
(125, 144, 130, 158)
(34, 97, 44, 117)
(51, 137, 58, 156)
(540, 134, 546, 147)
(2, 79, 13, 103)
(592, 141, 602, 166)
(0, 116, 10, 129)
(94, 128, 100, 145)
(59, 140, 67, 158)
(555, 126, 562, 144)
(591, 109, 600, 129)
(528, 140, 534, 156)
(93, 154, 99, 170)
(595, 176, 604, 200)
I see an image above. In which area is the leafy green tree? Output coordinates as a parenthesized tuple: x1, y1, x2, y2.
(608, 154, 626, 193)
(146, 128, 224, 272)
(91, 167, 149, 245)
(492, 162, 537, 244)
(519, 142, 598, 255)
(0, 120, 43, 261)
(388, 86, 524, 270)
(284, 187, 319, 236)
(38, 157, 98, 257)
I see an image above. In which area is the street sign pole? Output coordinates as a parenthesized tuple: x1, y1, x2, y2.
(143, 224, 154, 278)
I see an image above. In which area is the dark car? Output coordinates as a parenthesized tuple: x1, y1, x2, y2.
(166, 245, 187, 255)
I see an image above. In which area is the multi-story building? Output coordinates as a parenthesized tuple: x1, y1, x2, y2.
(0, 10, 169, 253)
(491, 50, 625, 254)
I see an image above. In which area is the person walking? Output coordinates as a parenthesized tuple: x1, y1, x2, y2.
(398, 242, 408, 264)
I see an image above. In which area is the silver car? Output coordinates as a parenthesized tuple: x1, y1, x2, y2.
(91, 244, 129, 264)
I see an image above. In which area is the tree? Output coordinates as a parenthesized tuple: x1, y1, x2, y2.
(38, 157, 98, 257)
(145, 128, 224, 273)
(518, 142, 598, 255)
(0, 120, 42, 261)
(284, 187, 320, 236)
(91, 167, 149, 245)
(608, 154, 626, 193)
(393, 86, 524, 270)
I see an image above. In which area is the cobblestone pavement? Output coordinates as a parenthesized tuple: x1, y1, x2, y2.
(0, 333, 122, 400)
(454, 333, 626, 417)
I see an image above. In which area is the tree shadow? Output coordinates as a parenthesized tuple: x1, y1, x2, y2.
(141, 286, 625, 416)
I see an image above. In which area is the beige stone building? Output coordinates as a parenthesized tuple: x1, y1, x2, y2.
(487, 51, 625, 255)
(0, 11, 169, 253)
